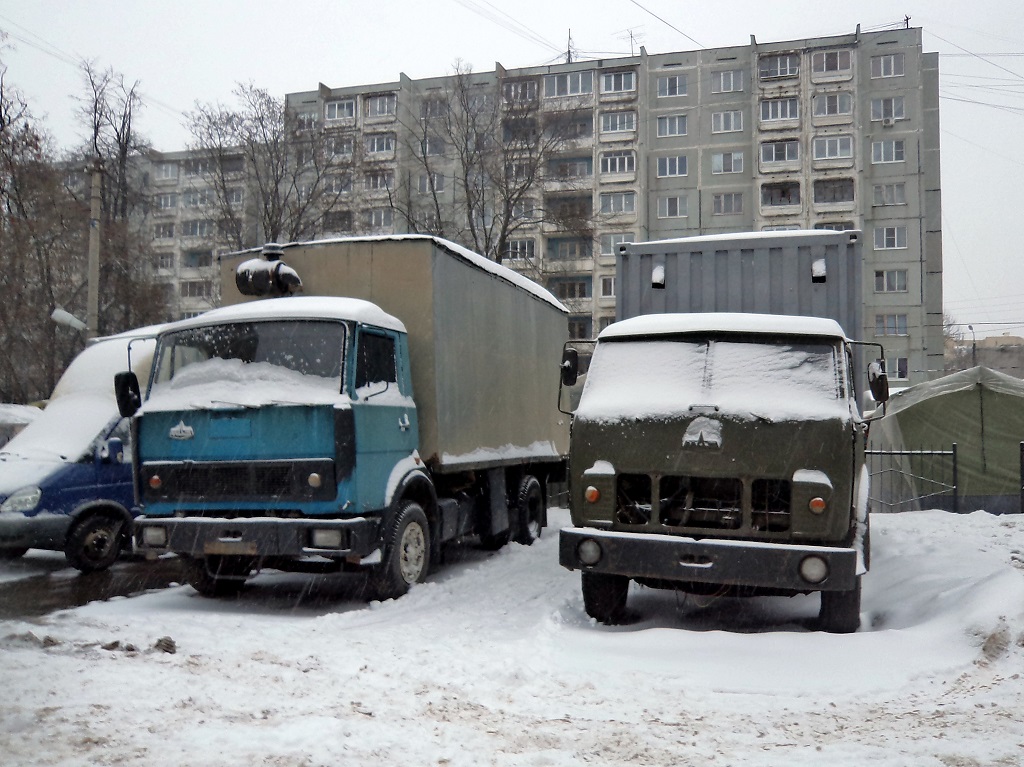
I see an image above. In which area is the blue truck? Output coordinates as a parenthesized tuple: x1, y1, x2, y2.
(117, 236, 569, 599)
(0, 327, 159, 571)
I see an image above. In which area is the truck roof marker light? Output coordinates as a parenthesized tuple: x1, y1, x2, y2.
(584, 486, 601, 503)
(148, 475, 162, 490)
(809, 497, 827, 514)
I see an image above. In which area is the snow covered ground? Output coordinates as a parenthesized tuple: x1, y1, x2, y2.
(1, 507, 1023, 766)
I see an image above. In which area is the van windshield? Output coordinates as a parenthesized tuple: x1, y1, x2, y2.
(576, 335, 848, 423)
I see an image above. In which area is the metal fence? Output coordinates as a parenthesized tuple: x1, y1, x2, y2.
(866, 444, 958, 513)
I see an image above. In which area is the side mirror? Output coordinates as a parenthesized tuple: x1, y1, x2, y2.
(867, 360, 890, 404)
(98, 437, 124, 464)
(114, 371, 141, 417)
(561, 347, 579, 387)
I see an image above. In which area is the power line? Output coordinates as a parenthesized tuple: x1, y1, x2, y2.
(626, 0, 703, 49)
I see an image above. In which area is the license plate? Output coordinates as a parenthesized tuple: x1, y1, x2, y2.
(204, 540, 258, 556)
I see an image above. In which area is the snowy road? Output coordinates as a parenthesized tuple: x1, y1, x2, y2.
(1, 508, 1023, 766)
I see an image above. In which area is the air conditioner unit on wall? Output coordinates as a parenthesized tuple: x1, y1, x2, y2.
(881, 117, 895, 128)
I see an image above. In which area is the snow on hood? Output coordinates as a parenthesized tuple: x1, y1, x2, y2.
(143, 358, 346, 412)
(0, 404, 40, 426)
(0, 393, 114, 469)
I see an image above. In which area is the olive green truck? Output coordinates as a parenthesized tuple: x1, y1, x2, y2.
(558, 231, 888, 633)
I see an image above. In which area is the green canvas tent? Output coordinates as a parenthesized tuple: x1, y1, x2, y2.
(869, 366, 1024, 514)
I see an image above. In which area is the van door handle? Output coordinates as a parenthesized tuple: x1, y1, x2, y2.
(398, 413, 411, 432)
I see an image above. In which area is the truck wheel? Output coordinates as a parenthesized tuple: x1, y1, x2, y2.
(65, 513, 126, 573)
(370, 501, 430, 601)
(0, 547, 28, 560)
(512, 475, 544, 545)
(819, 577, 862, 633)
(581, 572, 629, 625)
(185, 556, 251, 598)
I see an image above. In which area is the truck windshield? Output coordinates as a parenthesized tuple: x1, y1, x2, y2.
(151, 320, 347, 389)
(577, 336, 847, 422)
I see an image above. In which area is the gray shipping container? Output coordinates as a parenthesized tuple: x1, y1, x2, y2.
(220, 236, 570, 472)
(617, 229, 863, 340)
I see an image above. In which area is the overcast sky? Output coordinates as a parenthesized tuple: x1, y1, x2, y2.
(1, 0, 1021, 341)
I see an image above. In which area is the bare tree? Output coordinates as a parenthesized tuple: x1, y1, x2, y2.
(187, 83, 352, 249)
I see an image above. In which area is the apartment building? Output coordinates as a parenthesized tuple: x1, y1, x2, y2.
(148, 25, 941, 384)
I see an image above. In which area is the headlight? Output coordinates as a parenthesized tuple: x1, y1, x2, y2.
(1, 486, 42, 514)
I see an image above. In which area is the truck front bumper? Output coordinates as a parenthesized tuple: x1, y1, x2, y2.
(559, 526, 858, 592)
(135, 516, 381, 560)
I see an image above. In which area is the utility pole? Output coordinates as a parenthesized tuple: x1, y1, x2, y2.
(87, 157, 102, 340)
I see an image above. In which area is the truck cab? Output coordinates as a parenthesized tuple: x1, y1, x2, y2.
(559, 312, 887, 633)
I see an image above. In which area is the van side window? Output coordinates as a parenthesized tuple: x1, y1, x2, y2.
(355, 331, 397, 389)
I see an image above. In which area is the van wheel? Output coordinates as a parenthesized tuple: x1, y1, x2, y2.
(65, 514, 125, 573)
(370, 501, 429, 601)
(185, 556, 251, 597)
(819, 577, 862, 633)
(581, 572, 629, 624)
(513, 475, 544, 545)
(0, 547, 28, 560)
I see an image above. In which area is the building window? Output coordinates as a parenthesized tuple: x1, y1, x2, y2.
(872, 139, 906, 164)
(871, 53, 905, 78)
(712, 152, 743, 174)
(504, 239, 535, 261)
(329, 135, 354, 158)
(181, 220, 214, 237)
(600, 111, 635, 133)
(325, 175, 352, 195)
(549, 238, 591, 260)
(883, 357, 910, 380)
(760, 97, 799, 121)
(600, 150, 635, 174)
(812, 50, 852, 73)
(156, 193, 177, 210)
(421, 136, 445, 157)
(183, 159, 212, 176)
(600, 276, 616, 297)
(759, 53, 800, 79)
(813, 135, 853, 160)
(183, 189, 213, 208)
(761, 182, 801, 207)
(180, 280, 212, 299)
(871, 96, 905, 122)
(873, 182, 907, 206)
(875, 269, 908, 293)
(419, 173, 445, 194)
(226, 187, 244, 205)
(544, 71, 593, 97)
(813, 93, 853, 117)
(366, 208, 394, 229)
(503, 80, 537, 103)
(657, 195, 687, 218)
(365, 133, 395, 154)
(551, 279, 591, 300)
(813, 178, 855, 203)
(601, 71, 635, 93)
(182, 250, 213, 269)
(325, 99, 355, 120)
(600, 191, 636, 214)
(657, 74, 687, 97)
(365, 93, 397, 117)
(761, 140, 800, 163)
(712, 110, 743, 133)
(874, 226, 908, 249)
(713, 192, 743, 215)
(550, 196, 591, 220)
(600, 232, 634, 255)
(711, 69, 743, 93)
(815, 221, 856, 231)
(568, 317, 592, 340)
(420, 98, 447, 119)
(157, 163, 178, 180)
(875, 314, 908, 336)
(657, 114, 687, 137)
(365, 171, 394, 190)
(156, 251, 174, 270)
(657, 155, 687, 177)
(155, 223, 175, 239)
(323, 210, 353, 232)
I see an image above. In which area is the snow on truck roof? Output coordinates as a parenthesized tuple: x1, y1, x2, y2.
(163, 296, 407, 334)
(600, 312, 848, 340)
(231, 234, 567, 313)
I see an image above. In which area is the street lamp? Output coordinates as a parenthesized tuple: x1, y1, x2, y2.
(51, 307, 87, 333)
(968, 324, 977, 367)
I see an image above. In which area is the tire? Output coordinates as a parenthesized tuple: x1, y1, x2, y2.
(65, 513, 127, 573)
(0, 547, 28, 560)
(581, 571, 629, 625)
(819, 576, 862, 633)
(369, 501, 430, 601)
(512, 475, 544, 545)
(185, 556, 251, 598)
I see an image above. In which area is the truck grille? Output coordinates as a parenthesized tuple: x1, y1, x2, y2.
(614, 474, 791, 532)
(142, 459, 337, 503)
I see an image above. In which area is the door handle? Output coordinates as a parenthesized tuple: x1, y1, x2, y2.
(398, 413, 411, 432)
